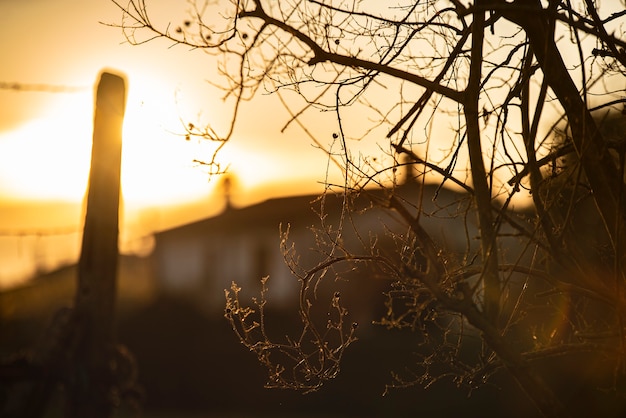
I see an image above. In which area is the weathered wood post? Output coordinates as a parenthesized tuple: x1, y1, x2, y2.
(68, 70, 126, 418)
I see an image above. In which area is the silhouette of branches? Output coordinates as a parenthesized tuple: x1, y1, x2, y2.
(114, 1, 626, 416)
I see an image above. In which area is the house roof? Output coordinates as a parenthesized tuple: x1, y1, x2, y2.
(153, 182, 470, 241)
(154, 192, 337, 238)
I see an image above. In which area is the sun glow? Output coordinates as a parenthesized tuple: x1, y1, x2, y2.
(0, 74, 225, 208)
(0, 69, 324, 215)
(119, 78, 218, 207)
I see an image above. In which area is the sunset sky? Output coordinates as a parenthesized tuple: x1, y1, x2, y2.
(0, 0, 342, 287)
(2, 0, 603, 289)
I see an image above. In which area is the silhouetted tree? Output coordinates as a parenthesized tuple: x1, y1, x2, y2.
(113, 1, 626, 417)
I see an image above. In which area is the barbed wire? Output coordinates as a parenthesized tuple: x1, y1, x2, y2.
(0, 227, 80, 237)
(0, 82, 88, 93)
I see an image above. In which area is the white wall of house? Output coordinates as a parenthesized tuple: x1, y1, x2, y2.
(154, 225, 307, 312)
(150, 185, 534, 316)
(158, 236, 206, 291)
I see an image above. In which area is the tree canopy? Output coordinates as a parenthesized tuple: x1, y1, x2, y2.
(113, 1, 626, 417)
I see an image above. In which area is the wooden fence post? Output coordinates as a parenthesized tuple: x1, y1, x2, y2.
(68, 70, 126, 418)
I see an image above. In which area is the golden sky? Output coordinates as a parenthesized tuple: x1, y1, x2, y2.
(0, 0, 340, 287)
(1, 0, 589, 289)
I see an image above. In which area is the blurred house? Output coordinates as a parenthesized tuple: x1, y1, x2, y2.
(149, 182, 491, 321)
(151, 192, 323, 309)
